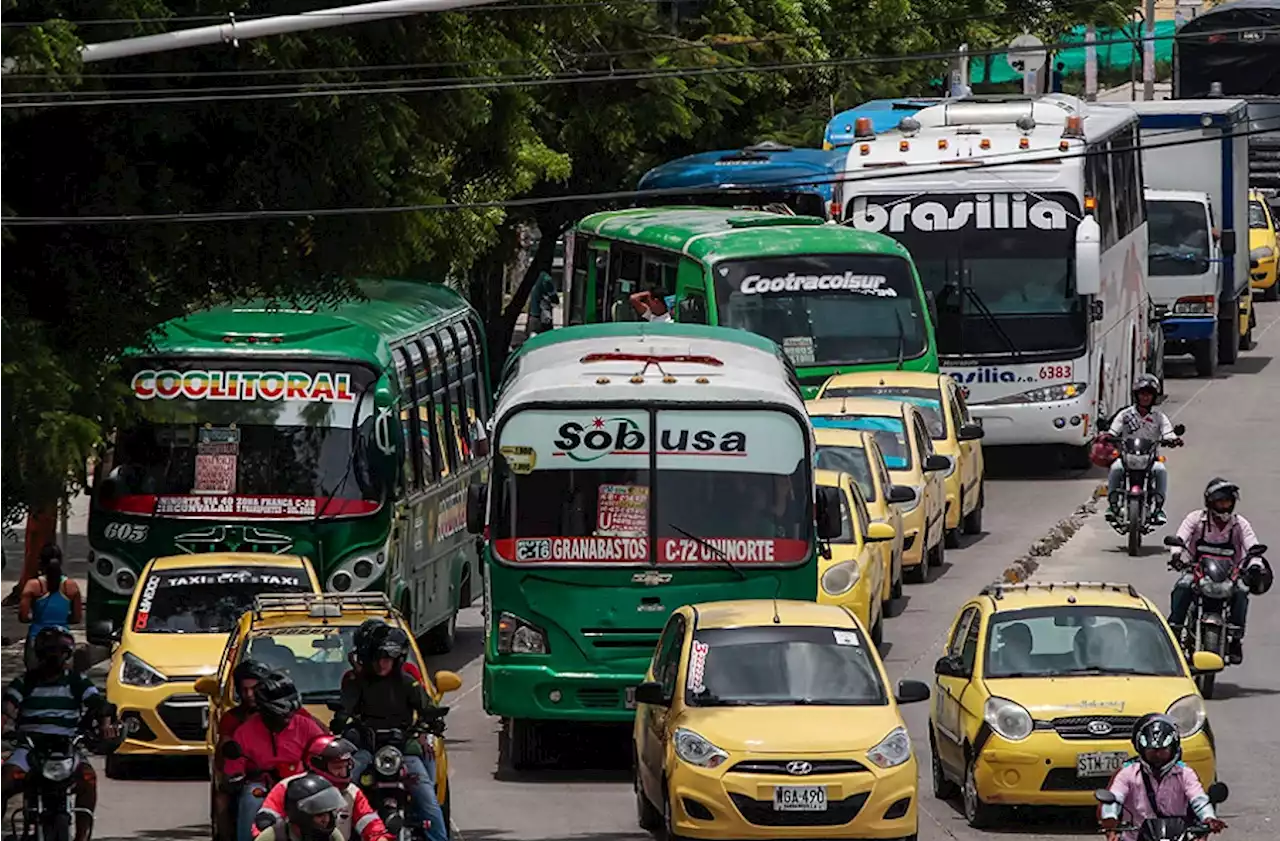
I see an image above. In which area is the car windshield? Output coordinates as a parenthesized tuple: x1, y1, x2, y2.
(132, 566, 313, 634)
(1249, 201, 1268, 229)
(1148, 200, 1211, 277)
(984, 606, 1184, 679)
(823, 385, 946, 438)
(687, 625, 887, 706)
(810, 415, 911, 469)
(813, 444, 876, 503)
(242, 624, 423, 703)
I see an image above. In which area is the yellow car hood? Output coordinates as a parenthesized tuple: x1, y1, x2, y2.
(120, 632, 226, 679)
(678, 705, 905, 754)
(984, 676, 1195, 717)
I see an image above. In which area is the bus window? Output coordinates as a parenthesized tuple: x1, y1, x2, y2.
(419, 337, 454, 478)
(439, 327, 471, 463)
(590, 247, 610, 323)
(677, 292, 708, 324)
(607, 247, 645, 322)
(569, 237, 591, 325)
(393, 348, 419, 492)
(454, 322, 489, 457)
(461, 316, 491, 423)
(404, 342, 436, 486)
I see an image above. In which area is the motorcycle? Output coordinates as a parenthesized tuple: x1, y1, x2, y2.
(1102, 424, 1186, 556)
(1163, 534, 1268, 699)
(1095, 781, 1228, 840)
(218, 740, 300, 839)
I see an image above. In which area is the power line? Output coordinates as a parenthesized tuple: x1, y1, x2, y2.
(5, 120, 1277, 226)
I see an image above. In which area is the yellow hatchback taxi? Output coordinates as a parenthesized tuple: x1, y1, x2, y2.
(814, 469, 896, 645)
(633, 600, 932, 840)
(818, 371, 986, 548)
(103, 552, 320, 776)
(807, 398, 948, 583)
(1249, 190, 1279, 300)
(929, 581, 1222, 829)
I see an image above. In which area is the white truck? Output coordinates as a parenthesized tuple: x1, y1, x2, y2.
(1144, 189, 1221, 377)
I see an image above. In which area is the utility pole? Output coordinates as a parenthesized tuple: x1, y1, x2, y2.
(1084, 24, 1098, 101)
(1143, 0, 1157, 100)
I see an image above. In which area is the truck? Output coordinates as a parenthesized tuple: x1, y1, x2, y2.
(1145, 189, 1221, 376)
(1130, 99, 1255, 369)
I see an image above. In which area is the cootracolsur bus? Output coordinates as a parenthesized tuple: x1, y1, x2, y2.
(563, 206, 938, 398)
(87, 280, 491, 654)
(465, 322, 841, 769)
(839, 95, 1150, 466)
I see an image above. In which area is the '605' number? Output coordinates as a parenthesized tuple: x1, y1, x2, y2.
(103, 523, 148, 543)
(1038, 364, 1072, 380)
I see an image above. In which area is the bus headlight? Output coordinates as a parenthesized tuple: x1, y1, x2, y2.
(821, 560, 860, 596)
(327, 538, 392, 592)
(497, 612, 549, 654)
(984, 383, 1086, 405)
(88, 552, 139, 596)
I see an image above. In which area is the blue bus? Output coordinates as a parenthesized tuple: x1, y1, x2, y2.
(823, 98, 938, 149)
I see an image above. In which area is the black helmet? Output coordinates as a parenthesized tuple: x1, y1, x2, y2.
(232, 659, 271, 704)
(1132, 713, 1181, 779)
(1204, 477, 1239, 522)
(371, 625, 410, 663)
(1132, 374, 1161, 399)
(353, 618, 388, 664)
(283, 774, 346, 840)
(31, 626, 74, 670)
(255, 671, 301, 729)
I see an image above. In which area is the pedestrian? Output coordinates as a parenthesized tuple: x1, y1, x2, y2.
(1051, 61, 1065, 93)
(528, 270, 559, 335)
(18, 544, 83, 670)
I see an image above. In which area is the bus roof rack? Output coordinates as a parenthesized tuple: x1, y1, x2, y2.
(979, 581, 1140, 600)
(251, 592, 394, 619)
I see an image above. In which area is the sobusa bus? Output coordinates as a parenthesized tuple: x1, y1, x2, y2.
(466, 323, 841, 768)
(87, 280, 490, 652)
(563, 206, 938, 398)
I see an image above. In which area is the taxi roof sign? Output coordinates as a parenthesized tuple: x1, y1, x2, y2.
(980, 581, 1140, 600)
(252, 591, 393, 618)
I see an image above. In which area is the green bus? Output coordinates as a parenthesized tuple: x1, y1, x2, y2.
(86, 279, 490, 653)
(563, 206, 939, 397)
(466, 322, 841, 768)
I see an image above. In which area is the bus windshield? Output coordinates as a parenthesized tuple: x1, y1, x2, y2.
(491, 408, 812, 565)
(102, 360, 381, 519)
(712, 254, 927, 368)
(1148, 200, 1211, 276)
(849, 192, 1087, 357)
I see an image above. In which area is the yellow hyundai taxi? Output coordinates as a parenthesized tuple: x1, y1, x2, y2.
(103, 552, 320, 777)
(196, 591, 464, 836)
(814, 470, 896, 645)
(1249, 190, 1278, 301)
(633, 600, 931, 840)
(813, 429, 912, 606)
(807, 397, 948, 584)
(929, 581, 1223, 829)
(818, 371, 986, 549)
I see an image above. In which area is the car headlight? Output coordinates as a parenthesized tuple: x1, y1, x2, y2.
(374, 745, 403, 776)
(821, 560, 860, 596)
(672, 727, 728, 769)
(1166, 694, 1206, 737)
(1251, 245, 1275, 260)
(120, 651, 167, 687)
(41, 758, 76, 782)
(497, 611, 549, 654)
(982, 383, 1086, 405)
(866, 726, 912, 768)
(895, 487, 923, 514)
(984, 696, 1034, 741)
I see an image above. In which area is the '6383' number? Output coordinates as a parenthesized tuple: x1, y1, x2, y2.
(1038, 364, 1072, 381)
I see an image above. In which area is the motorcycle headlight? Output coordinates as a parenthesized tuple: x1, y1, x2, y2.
(866, 726, 912, 769)
(895, 487, 923, 514)
(120, 651, 167, 687)
(1198, 579, 1234, 600)
(821, 560, 860, 596)
(1166, 694, 1206, 737)
(984, 696, 1034, 741)
(1251, 245, 1275, 261)
(672, 728, 728, 769)
(497, 612, 549, 655)
(1123, 451, 1154, 470)
(982, 383, 1086, 406)
(374, 745, 404, 776)
(41, 757, 76, 782)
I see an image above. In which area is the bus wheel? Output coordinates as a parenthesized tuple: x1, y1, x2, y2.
(505, 719, 549, 771)
(422, 610, 458, 654)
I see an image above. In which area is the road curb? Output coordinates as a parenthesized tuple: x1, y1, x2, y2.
(999, 485, 1107, 584)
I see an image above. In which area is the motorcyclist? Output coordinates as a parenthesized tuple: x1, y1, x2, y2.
(254, 735, 392, 841)
(1099, 713, 1225, 841)
(345, 619, 422, 682)
(1168, 477, 1270, 664)
(339, 624, 447, 841)
(254, 775, 348, 841)
(1, 627, 117, 841)
(224, 672, 329, 841)
(214, 660, 272, 841)
(1103, 374, 1180, 526)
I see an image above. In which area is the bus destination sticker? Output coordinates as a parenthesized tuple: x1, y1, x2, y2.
(596, 484, 648, 537)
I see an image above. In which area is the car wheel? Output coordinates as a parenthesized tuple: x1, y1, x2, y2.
(962, 485, 984, 535)
(663, 778, 686, 841)
(945, 527, 962, 550)
(930, 732, 958, 800)
(105, 752, 130, 780)
(1265, 281, 1279, 302)
(904, 561, 927, 585)
(928, 534, 945, 568)
(891, 554, 904, 600)
(963, 754, 997, 828)
(635, 765, 661, 832)
(871, 612, 885, 649)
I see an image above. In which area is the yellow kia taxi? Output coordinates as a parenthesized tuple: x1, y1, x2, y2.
(1249, 190, 1278, 301)
(818, 371, 986, 549)
(813, 429, 911, 607)
(633, 600, 932, 840)
(929, 581, 1223, 829)
(196, 592, 463, 836)
(814, 470, 896, 645)
(807, 398, 948, 584)
(103, 552, 320, 776)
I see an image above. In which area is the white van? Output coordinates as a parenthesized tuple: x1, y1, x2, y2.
(1146, 188, 1221, 378)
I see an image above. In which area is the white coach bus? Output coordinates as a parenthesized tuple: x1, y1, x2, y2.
(837, 95, 1150, 466)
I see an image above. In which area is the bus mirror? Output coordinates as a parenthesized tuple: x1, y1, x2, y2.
(466, 484, 486, 534)
(816, 486, 843, 540)
(1075, 215, 1102, 297)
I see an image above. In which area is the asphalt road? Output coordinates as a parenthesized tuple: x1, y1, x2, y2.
(49, 301, 1280, 841)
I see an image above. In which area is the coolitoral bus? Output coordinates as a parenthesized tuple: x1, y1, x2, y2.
(87, 280, 491, 652)
(840, 95, 1150, 465)
(465, 322, 842, 768)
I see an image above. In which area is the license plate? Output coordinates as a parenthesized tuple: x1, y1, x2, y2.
(625, 687, 637, 710)
(1076, 751, 1128, 777)
(773, 785, 827, 811)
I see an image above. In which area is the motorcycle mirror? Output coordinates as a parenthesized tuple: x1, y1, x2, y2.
(1163, 535, 1185, 548)
(1247, 543, 1268, 556)
(1172, 423, 1186, 436)
(1206, 781, 1229, 804)
(1094, 788, 1118, 804)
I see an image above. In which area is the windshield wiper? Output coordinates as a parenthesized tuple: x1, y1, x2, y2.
(668, 523, 746, 581)
(1054, 667, 1164, 677)
(959, 279, 1021, 358)
(894, 309, 907, 371)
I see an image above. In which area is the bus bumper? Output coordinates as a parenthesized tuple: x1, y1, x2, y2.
(966, 392, 1093, 447)
(1162, 316, 1216, 342)
(483, 662, 643, 723)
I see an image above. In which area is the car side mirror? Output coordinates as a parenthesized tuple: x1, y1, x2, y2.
(924, 454, 951, 473)
(193, 676, 219, 697)
(1172, 423, 1185, 436)
(815, 486, 843, 540)
(887, 485, 916, 505)
(865, 522, 896, 543)
(1206, 781, 1229, 805)
(1190, 651, 1224, 674)
(633, 681, 669, 707)
(87, 620, 119, 647)
(895, 679, 931, 704)
(958, 423, 985, 441)
(1163, 535, 1185, 548)
(433, 670, 463, 694)
(465, 483, 486, 535)
(1075, 215, 1102, 296)
(1094, 788, 1118, 804)
(934, 654, 969, 678)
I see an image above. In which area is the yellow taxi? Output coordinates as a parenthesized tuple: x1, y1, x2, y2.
(929, 580, 1223, 828)
(813, 429, 912, 607)
(807, 397, 948, 584)
(1249, 190, 1278, 301)
(196, 591, 463, 835)
(818, 371, 986, 549)
(814, 470, 896, 645)
(633, 600, 932, 840)
(103, 552, 320, 776)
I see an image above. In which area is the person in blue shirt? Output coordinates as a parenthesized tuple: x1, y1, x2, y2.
(19, 544, 83, 670)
